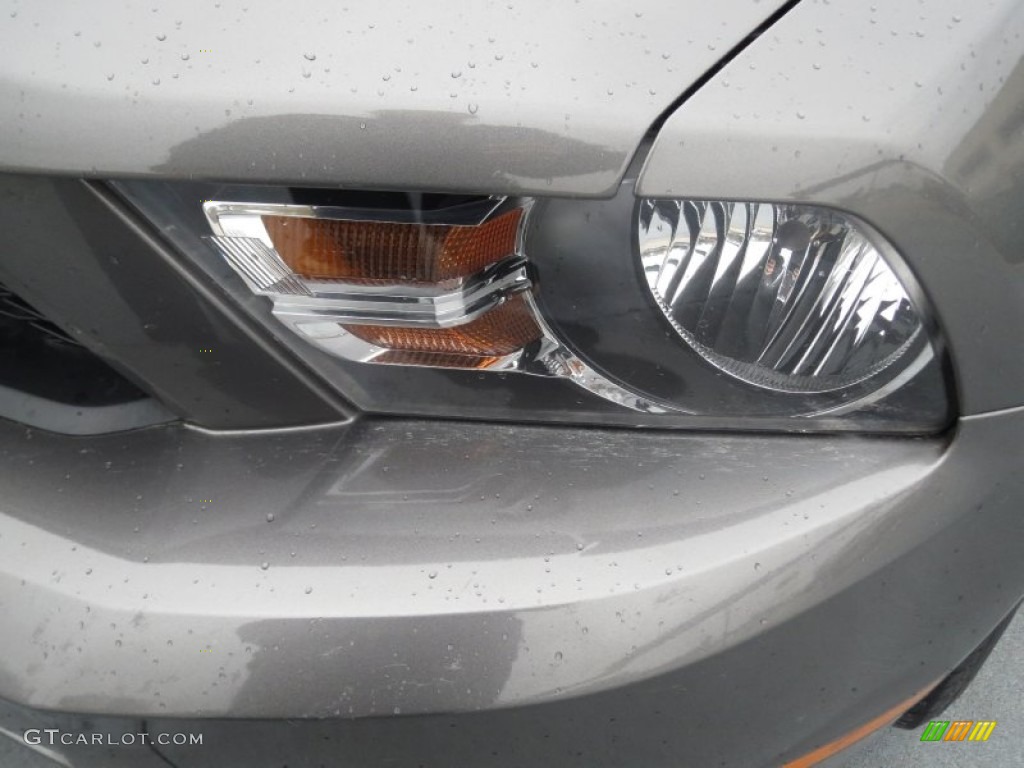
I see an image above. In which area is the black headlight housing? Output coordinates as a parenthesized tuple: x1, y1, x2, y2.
(111, 178, 953, 434)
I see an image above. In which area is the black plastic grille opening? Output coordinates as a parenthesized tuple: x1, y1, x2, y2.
(0, 282, 148, 407)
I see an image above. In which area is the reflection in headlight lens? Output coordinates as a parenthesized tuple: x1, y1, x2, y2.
(638, 200, 922, 393)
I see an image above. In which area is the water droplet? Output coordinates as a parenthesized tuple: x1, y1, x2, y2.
(301, 70, 311, 79)
(494, 53, 504, 61)
(304, 52, 316, 61)
(152, 78, 160, 86)
(952, 14, 962, 23)
(359, 122, 366, 129)
(180, 52, 190, 61)
(796, 111, 806, 120)
(554, 651, 563, 661)
(265, 513, 275, 522)
(260, 562, 269, 571)
(304, 586, 313, 594)
(467, 103, 478, 114)
(409, 84, 418, 92)
(106, 73, 115, 81)
(428, 570, 438, 579)
(156, 33, 166, 41)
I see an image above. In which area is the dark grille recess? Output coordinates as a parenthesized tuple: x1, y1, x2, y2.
(0, 283, 79, 346)
(0, 282, 148, 406)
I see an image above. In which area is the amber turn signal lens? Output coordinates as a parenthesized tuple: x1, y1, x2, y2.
(263, 208, 523, 283)
(344, 293, 542, 368)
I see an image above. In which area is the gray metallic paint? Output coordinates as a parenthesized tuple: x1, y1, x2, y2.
(0, 382, 174, 435)
(0, 415, 944, 716)
(639, 0, 1024, 416)
(0, 0, 786, 197)
(0, 408, 1022, 766)
(0, 0, 1022, 766)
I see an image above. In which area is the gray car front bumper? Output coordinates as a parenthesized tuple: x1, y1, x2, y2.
(1, 406, 1022, 767)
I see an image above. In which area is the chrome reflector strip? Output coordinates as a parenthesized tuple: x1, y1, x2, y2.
(209, 237, 312, 296)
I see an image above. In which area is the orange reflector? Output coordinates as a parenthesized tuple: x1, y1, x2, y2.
(373, 350, 504, 370)
(782, 683, 938, 768)
(263, 208, 523, 283)
(344, 293, 541, 368)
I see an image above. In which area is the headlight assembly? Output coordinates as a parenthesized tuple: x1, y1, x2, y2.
(112, 178, 952, 433)
(636, 200, 928, 396)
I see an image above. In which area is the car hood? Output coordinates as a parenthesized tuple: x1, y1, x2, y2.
(0, 0, 786, 196)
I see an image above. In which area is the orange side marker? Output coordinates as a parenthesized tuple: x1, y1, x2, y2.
(782, 682, 939, 768)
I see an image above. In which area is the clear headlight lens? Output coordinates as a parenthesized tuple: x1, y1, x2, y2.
(112, 179, 952, 433)
(638, 201, 922, 394)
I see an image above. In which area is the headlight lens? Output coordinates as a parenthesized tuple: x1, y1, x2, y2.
(637, 200, 923, 394)
(112, 179, 952, 433)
